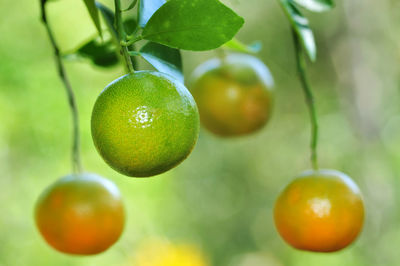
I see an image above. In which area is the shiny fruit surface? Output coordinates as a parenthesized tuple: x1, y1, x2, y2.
(190, 53, 274, 137)
(91, 71, 200, 177)
(274, 169, 364, 252)
(35, 173, 125, 255)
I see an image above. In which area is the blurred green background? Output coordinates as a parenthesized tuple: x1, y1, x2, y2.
(1, 0, 400, 265)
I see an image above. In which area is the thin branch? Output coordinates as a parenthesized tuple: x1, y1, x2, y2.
(121, 35, 143, 46)
(40, 0, 83, 173)
(115, 0, 135, 73)
(292, 29, 319, 170)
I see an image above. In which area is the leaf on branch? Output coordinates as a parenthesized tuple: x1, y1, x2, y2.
(279, 0, 316, 61)
(73, 38, 119, 67)
(142, 0, 244, 51)
(123, 0, 138, 12)
(83, 0, 102, 36)
(124, 17, 138, 35)
(95, 3, 138, 70)
(293, 0, 334, 12)
(138, 0, 166, 28)
(140, 42, 183, 82)
(222, 38, 262, 54)
(96, 2, 118, 40)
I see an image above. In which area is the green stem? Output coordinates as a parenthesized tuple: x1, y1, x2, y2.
(121, 35, 143, 46)
(122, 46, 134, 73)
(128, 51, 141, 57)
(216, 48, 227, 65)
(292, 29, 319, 170)
(40, 0, 83, 173)
(114, 0, 134, 73)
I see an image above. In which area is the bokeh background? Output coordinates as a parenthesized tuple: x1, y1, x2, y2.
(1, 0, 400, 265)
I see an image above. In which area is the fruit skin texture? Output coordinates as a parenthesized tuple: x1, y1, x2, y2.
(35, 173, 125, 255)
(91, 71, 200, 177)
(190, 53, 274, 137)
(274, 169, 364, 252)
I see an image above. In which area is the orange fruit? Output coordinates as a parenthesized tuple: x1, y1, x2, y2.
(91, 71, 200, 177)
(35, 173, 125, 255)
(274, 169, 364, 252)
(190, 53, 274, 137)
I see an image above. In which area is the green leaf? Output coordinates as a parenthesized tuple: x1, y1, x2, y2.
(74, 38, 119, 67)
(83, 0, 102, 36)
(139, 42, 183, 82)
(142, 0, 244, 51)
(293, 0, 334, 12)
(96, 2, 118, 40)
(279, 0, 316, 61)
(123, 0, 138, 11)
(222, 38, 262, 54)
(138, 0, 166, 28)
(124, 17, 138, 35)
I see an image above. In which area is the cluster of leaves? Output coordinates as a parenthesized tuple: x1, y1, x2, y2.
(278, 0, 334, 61)
(74, 0, 250, 82)
(75, 0, 335, 83)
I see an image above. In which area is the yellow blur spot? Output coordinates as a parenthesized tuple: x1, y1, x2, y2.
(131, 239, 209, 266)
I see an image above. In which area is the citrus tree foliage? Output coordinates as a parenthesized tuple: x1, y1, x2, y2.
(279, 0, 334, 61)
(77, 0, 244, 82)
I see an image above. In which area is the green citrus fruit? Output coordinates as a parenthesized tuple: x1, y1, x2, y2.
(35, 173, 125, 255)
(190, 53, 274, 137)
(274, 169, 364, 252)
(91, 71, 199, 177)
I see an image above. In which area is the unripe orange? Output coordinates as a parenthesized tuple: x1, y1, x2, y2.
(91, 71, 199, 177)
(190, 53, 274, 137)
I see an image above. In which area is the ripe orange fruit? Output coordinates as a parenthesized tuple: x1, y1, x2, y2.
(274, 169, 364, 252)
(35, 173, 125, 255)
(91, 71, 200, 177)
(190, 53, 274, 137)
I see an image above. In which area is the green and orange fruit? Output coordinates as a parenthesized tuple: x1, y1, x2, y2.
(91, 71, 200, 177)
(190, 53, 274, 137)
(35, 173, 125, 255)
(274, 169, 364, 252)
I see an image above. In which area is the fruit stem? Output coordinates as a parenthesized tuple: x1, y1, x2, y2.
(121, 35, 143, 46)
(40, 0, 83, 174)
(216, 48, 227, 65)
(114, 0, 135, 73)
(292, 29, 319, 170)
